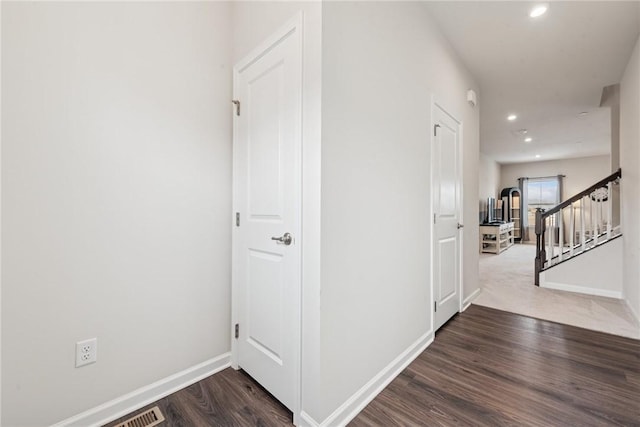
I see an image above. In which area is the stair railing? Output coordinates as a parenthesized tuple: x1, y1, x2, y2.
(534, 168, 621, 285)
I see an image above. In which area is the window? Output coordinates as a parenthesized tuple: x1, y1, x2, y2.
(526, 178, 560, 226)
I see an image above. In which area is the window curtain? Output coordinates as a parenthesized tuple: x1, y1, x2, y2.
(556, 175, 563, 204)
(518, 177, 529, 241)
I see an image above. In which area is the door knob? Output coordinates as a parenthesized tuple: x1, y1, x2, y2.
(457, 223, 464, 229)
(271, 232, 293, 245)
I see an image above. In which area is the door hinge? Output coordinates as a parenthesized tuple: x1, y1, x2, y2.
(235, 323, 239, 339)
(434, 213, 436, 224)
(235, 212, 240, 227)
(232, 100, 240, 116)
(434, 124, 441, 136)
(434, 301, 437, 312)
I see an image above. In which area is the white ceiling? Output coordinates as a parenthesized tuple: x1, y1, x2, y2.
(425, 1, 640, 164)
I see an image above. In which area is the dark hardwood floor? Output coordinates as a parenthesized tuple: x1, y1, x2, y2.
(351, 305, 640, 427)
(104, 368, 292, 427)
(105, 305, 640, 427)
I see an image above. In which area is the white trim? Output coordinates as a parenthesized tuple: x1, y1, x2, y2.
(458, 118, 465, 315)
(428, 94, 435, 337)
(301, 332, 434, 427)
(51, 353, 231, 427)
(624, 298, 640, 325)
(0, 2, 4, 421)
(299, 411, 321, 427)
(540, 274, 623, 299)
(298, 7, 323, 426)
(462, 288, 481, 311)
(231, 11, 304, 422)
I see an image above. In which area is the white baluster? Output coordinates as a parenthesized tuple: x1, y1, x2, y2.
(569, 203, 575, 258)
(548, 215, 554, 265)
(581, 196, 586, 252)
(607, 181, 613, 239)
(592, 196, 598, 247)
(559, 210, 564, 262)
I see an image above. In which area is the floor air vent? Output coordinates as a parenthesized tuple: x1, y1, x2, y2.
(114, 406, 165, 427)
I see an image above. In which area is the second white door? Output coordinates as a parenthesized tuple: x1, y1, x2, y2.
(232, 17, 302, 412)
(432, 102, 462, 331)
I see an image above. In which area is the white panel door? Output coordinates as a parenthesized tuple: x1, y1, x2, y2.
(433, 103, 462, 331)
(232, 20, 301, 412)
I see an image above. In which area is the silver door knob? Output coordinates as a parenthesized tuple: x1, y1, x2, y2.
(271, 232, 293, 245)
(457, 223, 464, 229)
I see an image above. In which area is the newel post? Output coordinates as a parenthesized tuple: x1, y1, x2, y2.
(534, 208, 545, 286)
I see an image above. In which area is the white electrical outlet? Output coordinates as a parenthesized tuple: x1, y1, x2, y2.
(75, 338, 97, 367)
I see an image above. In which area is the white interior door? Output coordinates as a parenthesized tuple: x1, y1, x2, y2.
(432, 102, 462, 331)
(232, 19, 301, 412)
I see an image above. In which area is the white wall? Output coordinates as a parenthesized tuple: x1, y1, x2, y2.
(231, 2, 323, 422)
(600, 85, 621, 172)
(479, 153, 501, 223)
(603, 87, 623, 228)
(1, 3, 233, 425)
(320, 2, 479, 422)
(620, 34, 640, 323)
(1, 2, 484, 425)
(501, 155, 611, 202)
(541, 237, 623, 298)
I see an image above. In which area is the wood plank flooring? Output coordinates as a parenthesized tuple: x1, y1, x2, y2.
(104, 305, 639, 427)
(104, 368, 292, 427)
(351, 305, 640, 427)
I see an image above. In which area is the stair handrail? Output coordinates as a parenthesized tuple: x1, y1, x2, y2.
(534, 168, 621, 286)
(539, 168, 621, 218)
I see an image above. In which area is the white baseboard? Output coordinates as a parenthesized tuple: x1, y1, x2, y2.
(462, 288, 481, 311)
(301, 332, 433, 427)
(624, 298, 640, 326)
(540, 276, 622, 299)
(52, 352, 231, 427)
(299, 411, 321, 427)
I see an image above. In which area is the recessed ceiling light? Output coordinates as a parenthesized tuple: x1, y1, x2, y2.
(518, 129, 528, 135)
(578, 111, 589, 117)
(524, 137, 533, 143)
(535, 154, 541, 158)
(507, 114, 517, 121)
(529, 4, 548, 18)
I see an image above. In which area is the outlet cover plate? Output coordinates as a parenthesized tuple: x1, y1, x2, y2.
(75, 338, 97, 367)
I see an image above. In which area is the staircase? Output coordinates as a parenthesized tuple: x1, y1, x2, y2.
(534, 168, 622, 286)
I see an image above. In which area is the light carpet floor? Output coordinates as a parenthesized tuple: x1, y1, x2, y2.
(474, 243, 640, 340)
